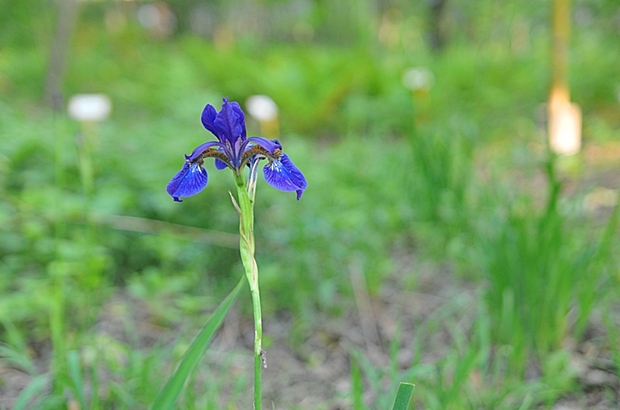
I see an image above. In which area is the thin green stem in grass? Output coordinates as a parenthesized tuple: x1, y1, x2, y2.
(51, 113, 67, 391)
(77, 122, 95, 198)
(233, 171, 263, 410)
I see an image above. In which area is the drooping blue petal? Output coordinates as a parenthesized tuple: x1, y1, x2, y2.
(263, 154, 307, 200)
(166, 162, 208, 202)
(245, 137, 282, 154)
(187, 141, 221, 162)
(213, 99, 246, 146)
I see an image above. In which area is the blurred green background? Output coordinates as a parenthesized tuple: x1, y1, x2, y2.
(1, 0, 619, 408)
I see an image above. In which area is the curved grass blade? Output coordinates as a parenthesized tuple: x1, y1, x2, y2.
(12, 374, 48, 410)
(391, 382, 415, 410)
(67, 350, 86, 409)
(0, 343, 37, 375)
(350, 356, 363, 410)
(151, 277, 244, 410)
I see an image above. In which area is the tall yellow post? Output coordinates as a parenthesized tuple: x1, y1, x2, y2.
(548, 0, 582, 155)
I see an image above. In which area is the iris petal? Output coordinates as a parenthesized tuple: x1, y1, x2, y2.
(263, 154, 307, 200)
(200, 104, 218, 136)
(166, 162, 208, 202)
(245, 137, 282, 154)
(215, 159, 228, 170)
(214, 99, 246, 145)
(187, 141, 221, 162)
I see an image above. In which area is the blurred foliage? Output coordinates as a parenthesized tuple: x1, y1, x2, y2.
(0, 0, 619, 408)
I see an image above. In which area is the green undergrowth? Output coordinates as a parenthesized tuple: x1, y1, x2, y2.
(1, 5, 619, 407)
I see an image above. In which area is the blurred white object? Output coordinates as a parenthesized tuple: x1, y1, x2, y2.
(68, 94, 112, 122)
(402, 67, 434, 91)
(548, 89, 582, 156)
(137, 2, 176, 38)
(245, 95, 278, 121)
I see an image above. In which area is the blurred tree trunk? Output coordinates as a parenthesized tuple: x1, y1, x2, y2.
(44, 0, 80, 111)
(428, 0, 447, 51)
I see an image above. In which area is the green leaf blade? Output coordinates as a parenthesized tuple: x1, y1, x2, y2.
(391, 382, 415, 410)
(151, 278, 245, 410)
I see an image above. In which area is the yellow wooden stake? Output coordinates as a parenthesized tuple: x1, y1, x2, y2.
(548, 0, 582, 155)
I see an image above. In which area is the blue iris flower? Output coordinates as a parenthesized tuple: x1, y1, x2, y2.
(166, 98, 307, 202)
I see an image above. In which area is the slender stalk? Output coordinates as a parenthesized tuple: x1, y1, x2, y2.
(551, 0, 570, 98)
(51, 113, 67, 392)
(233, 171, 263, 410)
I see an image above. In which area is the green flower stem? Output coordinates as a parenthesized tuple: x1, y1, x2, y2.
(234, 172, 263, 410)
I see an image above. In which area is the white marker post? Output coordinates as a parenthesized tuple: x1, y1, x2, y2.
(245, 95, 279, 140)
(402, 67, 434, 124)
(67, 94, 112, 195)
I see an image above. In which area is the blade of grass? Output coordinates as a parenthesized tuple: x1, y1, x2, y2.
(350, 349, 382, 394)
(391, 382, 415, 410)
(603, 304, 620, 371)
(90, 361, 100, 410)
(0, 319, 29, 357)
(0, 344, 37, 375)
(350, 356, 364, 410)
(12, 374, 48, 410)
(151, 277, 244, 410)
(67, 350, 86, 409)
